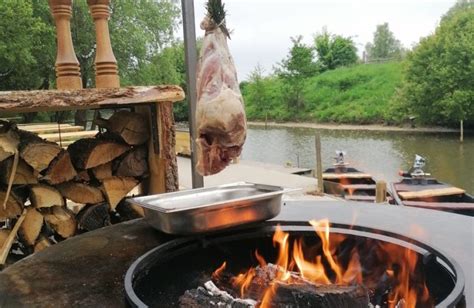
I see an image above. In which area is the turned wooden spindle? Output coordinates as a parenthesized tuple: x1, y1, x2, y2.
(48, 0, 82, 90)
(87, 0, 120, 88)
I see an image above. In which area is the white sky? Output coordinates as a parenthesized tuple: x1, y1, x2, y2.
(180, 0, 455, 81)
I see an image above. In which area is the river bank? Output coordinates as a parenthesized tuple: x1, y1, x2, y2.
(248, 121, 470, 134)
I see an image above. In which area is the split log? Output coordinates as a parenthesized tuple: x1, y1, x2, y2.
(17, 130, 62, 172)
(114, 146, 148, 177)
(76, 203, 111, 232)
(0, 230, 9, 248)
(214, 264, 369, 307)
(57, 182, 104, 204)
(0, 189, 23, 219)
(101, 177, 139, 210)
(0, 209, 27, 266)
(76, 170, 91, 182)
(96, 110, 149, 145)
(66, 200, 87, 214)
(34, 235, 52, 253)
(30, 184, 65, 209)
(68, 138, 129, 169)
(265, 282, 369, 308)
(43, 206, 76, 238)
(0, 157, 38, 185)
(92, 162, 113, 181)
(18, 208, 43, 246)
(42, 150, 77, 185)
(116, 200, 144, 220)
(0, 122, 19, 162)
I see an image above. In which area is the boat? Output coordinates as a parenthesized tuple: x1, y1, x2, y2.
(390, 155, 474, 216)
(322, 151, 390, 202)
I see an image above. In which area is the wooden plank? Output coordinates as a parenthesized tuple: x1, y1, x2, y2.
(341, 184, 376, 190)
(0, 86, 184, 113)
(402, 201, 474, 211)
(175, 130, 191, 156)
(323, 173, 373, 180)
(39, 131, 99, 142)
(399, 187, 465, 200)
(21, 125, 84, 134)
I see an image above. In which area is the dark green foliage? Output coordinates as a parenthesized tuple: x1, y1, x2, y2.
(314, 31, 358, 71)
(275, 36, 318, 112)
(390, 3, 474, 126)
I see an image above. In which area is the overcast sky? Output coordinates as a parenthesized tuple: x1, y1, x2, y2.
(180, 0, 455, 81)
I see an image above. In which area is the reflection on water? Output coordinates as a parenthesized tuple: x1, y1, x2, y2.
(242, 125, 473, 194)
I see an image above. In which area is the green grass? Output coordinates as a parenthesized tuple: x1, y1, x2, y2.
(243, 62, 403, 124)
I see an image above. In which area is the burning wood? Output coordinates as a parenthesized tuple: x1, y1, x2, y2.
(180, 220, 433, 308)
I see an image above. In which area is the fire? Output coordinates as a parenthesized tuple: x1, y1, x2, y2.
(214, 219, 431, 307)
(339, 176, 356, 195)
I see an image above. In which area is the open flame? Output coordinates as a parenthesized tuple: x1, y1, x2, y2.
(213, 219, 431, 308)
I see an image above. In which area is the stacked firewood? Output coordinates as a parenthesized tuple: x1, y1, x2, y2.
(0, 110, 149, 265)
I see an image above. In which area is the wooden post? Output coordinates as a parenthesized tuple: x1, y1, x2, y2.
(460, 120, 464, 143)
(375, 181, 387, 203)
(137, 103, 179, 195)
(49, 0, 82, 90)
(315, 134, 324, 194)
(87, 0, 120, 88)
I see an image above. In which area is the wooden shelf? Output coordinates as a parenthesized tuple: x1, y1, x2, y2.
(0, 85, 184, 113)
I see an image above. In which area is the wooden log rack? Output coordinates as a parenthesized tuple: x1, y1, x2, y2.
(0, 0, 185, 267)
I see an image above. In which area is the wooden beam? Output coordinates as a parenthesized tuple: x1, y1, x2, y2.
(0, 86, 184, 113)
(322, 173, 373, 180)
(398, 187, 465, 200)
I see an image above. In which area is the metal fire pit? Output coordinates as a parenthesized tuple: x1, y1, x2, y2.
(125, 221, 465, 307)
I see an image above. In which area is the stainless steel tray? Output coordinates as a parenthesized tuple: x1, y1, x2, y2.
(127, 182, 297, 234)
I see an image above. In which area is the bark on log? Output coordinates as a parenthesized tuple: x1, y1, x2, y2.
(18, 208, 43, 246)
(76, 203, 111, 232)
(42, 150, 77, 185)
(0, 122, 19, 162)
(34, 235, 52, 253)
(68, 138, 129, 170)
(57, 182, 104, 204)
(0, 85, 185, 113)
(30, 184, 65, 209)
(43, 206, 76, 238)
(115, 200, 144, 221)
(0, 157, 38, 185)
(114, 146, 148, 177)
(96, 110, 149, 145)
(17, 130, 62, 172)
(92, 162, 113, 181)
(0, 210, 27, 266)
(0, 189, 23, 219)
(76, 170, 91, 182)
(101, 177, 139, 210)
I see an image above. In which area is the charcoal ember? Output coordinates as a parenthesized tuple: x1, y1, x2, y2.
(179, 281, 256, 308)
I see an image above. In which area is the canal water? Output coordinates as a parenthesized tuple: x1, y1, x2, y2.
(242, 125, 473, 194)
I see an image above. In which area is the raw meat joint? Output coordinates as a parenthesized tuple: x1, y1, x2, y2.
(196, 0, 247, 176)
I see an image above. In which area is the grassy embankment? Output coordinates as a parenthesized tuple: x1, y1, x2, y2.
(243, 62, 403, 124)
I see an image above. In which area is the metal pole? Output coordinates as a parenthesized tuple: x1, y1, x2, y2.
(182, 0, 204, 188)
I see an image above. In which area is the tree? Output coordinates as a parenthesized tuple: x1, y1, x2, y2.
(365, 23, 403, 61)
(246, 64, 269, 115)
(0, 0, 55, 91)
(314, 30, 358, 71)
(394, 4, 473, 126)
(275, 36, 318, 112)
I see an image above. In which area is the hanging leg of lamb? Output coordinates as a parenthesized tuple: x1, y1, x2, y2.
(195, 0, 247, 176)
